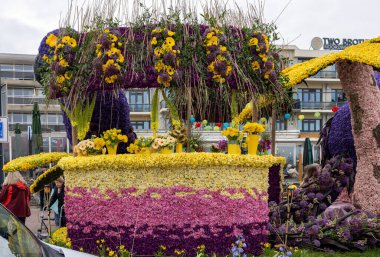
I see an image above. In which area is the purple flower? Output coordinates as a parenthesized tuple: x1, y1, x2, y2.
(312, 239, 321, 247)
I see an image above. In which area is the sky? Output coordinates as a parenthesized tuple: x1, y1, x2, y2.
(0, 0, 379, 55)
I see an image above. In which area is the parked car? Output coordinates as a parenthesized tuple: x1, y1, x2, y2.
(0, 203, 95, 257)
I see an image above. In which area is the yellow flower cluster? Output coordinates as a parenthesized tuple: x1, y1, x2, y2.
(248, 33, 272, 79)
(96, 29, 125, 84)
(204, 27, 232, 84)
(3, 152, 70, 173)
(59, 153, 285, 195)
(281, 53, 341, 87)
(127, 136, 153, 154)
(242, 122, 266, 134)
(30, 166, 64, 193)
(102, 128, 128, 146)
(231, 102, 253, 126)
(46, 34, 58, 48)
(151, 28, 179, 87)
(51, 227, 71, 249)
(221, 127, 240, 141)
(339, 37, 380, 69)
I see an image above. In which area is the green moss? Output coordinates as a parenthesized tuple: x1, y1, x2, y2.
(349, 93, 363, 134)
(373, 124, 380, 147)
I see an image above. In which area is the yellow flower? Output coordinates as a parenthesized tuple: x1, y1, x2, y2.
(220, 46, 227, 52)
(160, 245, 166, 251)
(56, 75, 65, 84)
(42, 54, 51, 64)
(61, 36, 71, 44)
(206, 33, 213, 39)
(166, 66, 175, 75)
(59, 59, 69, 68)
(251, 61, 260, 70)
(109, 250, 115, 256)
(151, 37, 157, 45)
(167, 30, 175, 36)
(249, 37, 259, 46)
(46, 34, 58, 47)
(64, 72, 72, 80)
(79, 248, 84, 252)
(264, 243, 271, 248)
(288, 184, 297, 190)
(165, 37, 175, 47)
(106, 47, 121, 57)
(154, 60, 165, 72)
(259, 53, 267, 62)
(105, 75, 118, 84)
(108, 34, 118, 42)
(68, 38, 77, 48)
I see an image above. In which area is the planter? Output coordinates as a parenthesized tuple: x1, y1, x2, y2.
(106, 144, 118, 155)
(160, 147, 173, 154)
(247, 134, 260, 155)
(227, 141, 241, 155)
(175, 143, 183, 153)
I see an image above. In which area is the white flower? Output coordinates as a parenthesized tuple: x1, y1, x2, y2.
(152, 142, 159, 150)
(157, 139, 165, 146)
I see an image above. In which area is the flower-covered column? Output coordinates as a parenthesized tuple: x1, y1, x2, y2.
(336, 60, 380, 215)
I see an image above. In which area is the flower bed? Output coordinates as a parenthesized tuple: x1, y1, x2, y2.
(58, 153, 284, 255)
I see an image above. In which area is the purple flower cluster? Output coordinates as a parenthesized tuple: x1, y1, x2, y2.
(210, 140, 227, 153)
(63, 90, 135, 152)
(270, 155, 354, 225)
(269, 155, 380, 251)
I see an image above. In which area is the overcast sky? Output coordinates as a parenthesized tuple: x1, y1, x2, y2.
(0, 0, 379, 55)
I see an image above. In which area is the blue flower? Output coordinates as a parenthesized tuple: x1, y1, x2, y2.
(286, 251, 292, 256)
(279, 247, 284, 252)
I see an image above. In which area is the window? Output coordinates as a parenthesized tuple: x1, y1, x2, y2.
(331, 89, 346, 102)
(128, 90, 150, 112)
(9, 113, 32, 124)
(296, 88, 322, 109)
(9, 88, 34, 97)
(131, 121, 150, 130)
(276, 120, 287, 131)
(298, 119, 322, 132)
(0, 64, 34, 80)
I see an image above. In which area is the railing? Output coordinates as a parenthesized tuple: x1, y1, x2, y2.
(7, 96, 59, 105)
(293, 100, 346, 110)
(310, 70, 338, 79)
(9, 124, 66, 132)
(130, 104, 151, 112)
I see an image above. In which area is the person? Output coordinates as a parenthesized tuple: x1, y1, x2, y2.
(300, 163, 320, 187)
(49, 177, 66, 227)
(0, 171, 31, 224)
(36, 166, 47, 211)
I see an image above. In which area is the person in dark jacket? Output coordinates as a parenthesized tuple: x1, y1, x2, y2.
(0, 171, 31, 224)
(49, 177, 65, 226)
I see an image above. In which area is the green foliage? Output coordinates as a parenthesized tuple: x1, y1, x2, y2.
(61, 95, 96, 140)
(160, 89, 181, 128)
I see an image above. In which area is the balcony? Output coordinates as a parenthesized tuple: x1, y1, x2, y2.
(293, 100, 346, 110)
(130, 104, 151, 112)
(310, 70, 338, 79)
(8, 96, 59, 105)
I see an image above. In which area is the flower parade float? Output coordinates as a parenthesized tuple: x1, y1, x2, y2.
(22, 0, 380, 255)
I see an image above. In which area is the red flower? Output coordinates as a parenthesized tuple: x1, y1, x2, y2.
(195, 122, 201, 128)
(332, 106, 339, 113)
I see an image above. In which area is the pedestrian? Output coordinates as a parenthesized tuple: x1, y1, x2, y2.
(49, 177, 66, 227)
(36, 166, 47, 212)
(0, 171, 31, 224)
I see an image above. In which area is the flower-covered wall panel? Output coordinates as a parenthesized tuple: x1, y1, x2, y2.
(59, 153, 285, 255)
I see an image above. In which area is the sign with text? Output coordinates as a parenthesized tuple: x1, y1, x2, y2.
(323, 38, 366, 50)
(0, 117, 8, 143)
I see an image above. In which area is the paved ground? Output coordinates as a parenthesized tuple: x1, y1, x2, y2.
(26, 195, 59, 238)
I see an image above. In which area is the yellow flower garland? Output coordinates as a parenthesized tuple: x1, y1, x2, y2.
(51, 227, 71, 249)
(3, 152, 70, 173)
(30, 166, 64, 193)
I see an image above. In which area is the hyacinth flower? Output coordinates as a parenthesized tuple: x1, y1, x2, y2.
(230, 235, 247, 257)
